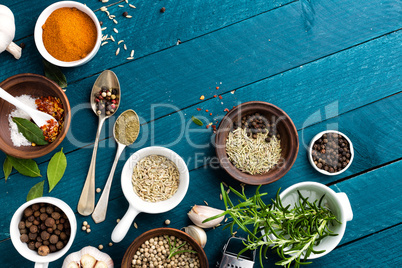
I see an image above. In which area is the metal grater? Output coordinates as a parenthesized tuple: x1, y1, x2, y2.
(217, 237, 256, 268)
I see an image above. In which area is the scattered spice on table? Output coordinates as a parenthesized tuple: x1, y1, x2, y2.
(160, 7, 166, 13)
(42, 8, 97, 62)
(132, 155, 180, 202)
(311, 132, 352, 173)
(226, 113, 282, 175)
(18, 203, 71, 256)
(199, 95, 205, 100)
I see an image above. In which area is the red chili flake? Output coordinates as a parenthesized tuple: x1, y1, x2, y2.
(209, 113, 212, 116)
(216, 87, 219, 90)
(218, 95, 223, 99)
(197, 108, 202, 111)
(212, 125, 217, 131)
(205, 109, 209, 112)
(213, 95, 217, 98)
(224, 108, 229, 112)
(206, 125, 210, 129)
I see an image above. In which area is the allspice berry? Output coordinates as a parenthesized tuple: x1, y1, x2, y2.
(38, 245, 50, 256)
(56, 241, 64, 250)
(41, 231, 50, 241)
(20, 234, 29, 243)
(49, 234, 59, 244)
(45, 217, 55, 227)
(24, 208, 33, 217)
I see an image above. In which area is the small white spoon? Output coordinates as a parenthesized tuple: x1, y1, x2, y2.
(0, 87, 58, 127)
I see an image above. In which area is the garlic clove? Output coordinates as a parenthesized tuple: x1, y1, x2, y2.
(184, 225, 207, 248)
(62, 246, 114, 268)
(95, 261, 108, 268)
(81, 254, 97, 268)
(188, 205, 225, 228)
(67, 262, 79, 268)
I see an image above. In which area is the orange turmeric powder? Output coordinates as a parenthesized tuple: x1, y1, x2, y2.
(42, 7, 97, 62)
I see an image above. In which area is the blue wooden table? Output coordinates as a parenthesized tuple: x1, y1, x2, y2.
(1, 0, 401, 267)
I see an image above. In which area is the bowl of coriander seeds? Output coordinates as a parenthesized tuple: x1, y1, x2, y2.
(215, 101, 299, 185)
(121, 228, 208, 268)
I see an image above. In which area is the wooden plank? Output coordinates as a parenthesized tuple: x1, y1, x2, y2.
(1, 155, 400, 267)
(0, 90, 400, 240)
(1, 0, 400, 85)
(1, 28, 401, 172)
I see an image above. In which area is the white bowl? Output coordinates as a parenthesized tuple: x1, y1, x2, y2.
(111, 146, 190, 243)
(308, 130, 354, 176)
(277, 182, 353, 259)
(34, 1, 102, 67)
(10, 197, 77, 268)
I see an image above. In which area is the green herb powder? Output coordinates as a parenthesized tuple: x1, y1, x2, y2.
(115, 110, 139, 145)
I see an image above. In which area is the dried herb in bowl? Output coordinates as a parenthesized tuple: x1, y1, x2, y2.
(226, 113, 282, 175)
(131, 155, 180, 202)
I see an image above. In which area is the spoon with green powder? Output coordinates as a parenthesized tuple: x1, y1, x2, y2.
(92, 109, 140, 223)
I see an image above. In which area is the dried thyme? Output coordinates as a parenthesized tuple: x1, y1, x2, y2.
(132, 155, 180, 202)
(226, 128, 281, 175)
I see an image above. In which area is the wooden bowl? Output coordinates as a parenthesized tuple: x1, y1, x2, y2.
(121, 228, 208, 268)
(215, 101, 299, 185)
(0, 73, 71, 159)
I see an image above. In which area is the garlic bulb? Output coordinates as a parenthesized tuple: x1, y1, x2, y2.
(188, 205, 225, 228)
(62, 246, 114, 268)
(183, 225, 207, 248)
(0, 5, 22, 59)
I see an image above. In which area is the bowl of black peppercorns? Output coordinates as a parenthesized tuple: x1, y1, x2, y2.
(10, 197, 77, 267)
(309, 130, 354, 176)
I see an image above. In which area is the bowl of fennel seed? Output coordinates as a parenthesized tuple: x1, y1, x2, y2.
(215, 101, 299, 185)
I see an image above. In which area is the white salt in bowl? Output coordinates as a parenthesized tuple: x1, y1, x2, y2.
(0, 73, 71, 159)
(34, 1, 102, 67)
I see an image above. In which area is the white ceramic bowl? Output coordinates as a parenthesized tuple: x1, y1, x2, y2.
(111, 146, 190, 243)
(10, 197, 77, 268)
(277, 181, 353, 259)
(34, 1, 102, 67)
(308, 130, 354, 176)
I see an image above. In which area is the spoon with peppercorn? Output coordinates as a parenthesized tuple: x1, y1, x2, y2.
(77, 70, 120, 216)
(92, 109, 140, 223)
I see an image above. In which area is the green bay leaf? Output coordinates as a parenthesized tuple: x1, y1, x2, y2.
(7, 156, 41, 177)
(43, 60, 67, 88)
(12, 117, 48, 145)
(27, 181, 44, 201)
(47, 148, 67, 192)
(191, 116, 203, 126)
(3, 158, 12, 181)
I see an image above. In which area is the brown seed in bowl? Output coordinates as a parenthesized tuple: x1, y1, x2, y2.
(38, 245, 50, 256)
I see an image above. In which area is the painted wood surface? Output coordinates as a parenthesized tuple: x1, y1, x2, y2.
(0, 0, 401, 267)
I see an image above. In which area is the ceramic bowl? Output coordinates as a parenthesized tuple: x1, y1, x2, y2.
(34, 1, 102, 67)
(0, 73, 71, 159)
(10, 197, 77, 268)
(111, 146, 189, 243)
(276, 181, 353, 259)
(121, 228, 208, 268)
(308, 130, 354, 176)
(215, 101, 299, 185)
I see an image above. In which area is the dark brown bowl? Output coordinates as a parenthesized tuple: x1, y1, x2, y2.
(121, 227, 208, 268)
(0, 73, 71, 159)
(215, 101, 299, 185)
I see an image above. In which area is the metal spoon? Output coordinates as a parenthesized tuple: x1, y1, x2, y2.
(92, 109, 140, 223)
(77, 70, 120, 216)
(0, 87, 58, 127)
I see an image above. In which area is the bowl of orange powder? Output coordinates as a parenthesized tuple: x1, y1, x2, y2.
(34, 1, 101, 67)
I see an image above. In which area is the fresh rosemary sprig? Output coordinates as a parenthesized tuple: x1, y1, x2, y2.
(167, 236, 197, 259)
(204, 184, 340, 268)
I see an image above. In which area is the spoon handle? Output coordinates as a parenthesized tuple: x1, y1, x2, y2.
(77, 116, 106, 216)
(92, 143, 126, 223)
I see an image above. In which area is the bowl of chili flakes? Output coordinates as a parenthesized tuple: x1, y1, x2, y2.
(0, 73, 71, 159)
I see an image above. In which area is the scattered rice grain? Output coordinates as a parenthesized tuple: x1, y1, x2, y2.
(110, 35, 115, 42)
(115, 47, 120, 55)
(129, 4, 136, 8)
(130, 50, 134, 57)
(123, 44, 127, 50)
(222, 181, 228, 188)
(126, 15, 132, 18)
(118, 40, 124, 44)
(118, 4, 124, 7)
(204, 200, 208, 206)
(134, 222, 138, 229)
(101, 27, 107, 31)
(127, 57, 134, 60)
(113, 28, 118, 33)
(113, 19, 118, 24)
(100, 6, 107, 11)
(101, 41, 108, 46)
